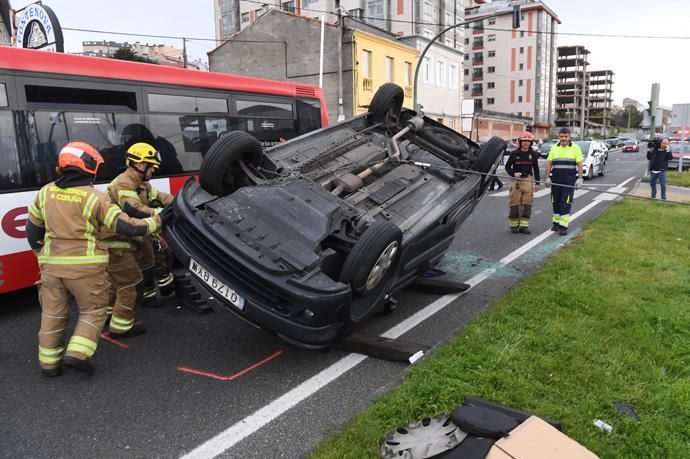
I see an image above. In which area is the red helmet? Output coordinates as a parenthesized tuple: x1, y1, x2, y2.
(518, 131, 535, 143)
(58, 142, 104, 176)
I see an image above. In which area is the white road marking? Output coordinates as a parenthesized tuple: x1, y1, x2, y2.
(181, 176, 636, 459)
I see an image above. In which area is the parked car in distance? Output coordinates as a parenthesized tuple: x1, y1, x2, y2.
(539, 139, 558, 158)
(575, 140, 607, 179)
(163, 83, 506, 346)
(622, 140, 640, 152)
(605, 137, 621, 149)
(668, 143, 690, 170)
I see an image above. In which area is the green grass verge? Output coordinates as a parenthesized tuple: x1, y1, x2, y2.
(311, 199, 690, 459)
(666, 171, 690, 188)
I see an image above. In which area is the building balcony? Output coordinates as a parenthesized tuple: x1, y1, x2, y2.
(472, 58, 484, 65)
(471, 89, 483, 96)
(363, 78, 373, 92)
(473, 26, 484, 34)
(472, 73, 483, 81)
(472, 41, 484, 50)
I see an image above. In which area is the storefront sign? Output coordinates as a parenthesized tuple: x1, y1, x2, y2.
(15, 3, 63, 52)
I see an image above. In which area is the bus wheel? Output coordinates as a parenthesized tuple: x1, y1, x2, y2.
(368, 83, 404, 127)
(200, 131, 264, 196)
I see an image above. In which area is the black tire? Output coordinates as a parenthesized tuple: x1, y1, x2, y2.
(598, 162, 606, 177)
(587, 166, 594, 180)
(418, 126, 469, 156)
(199, 131, 263, 196)
(339, 222, 402, 325)
(368, 83, 404, 126)
(472, 136, 507, 174)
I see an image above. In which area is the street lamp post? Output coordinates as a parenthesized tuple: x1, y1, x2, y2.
(413, 7, 520, 112)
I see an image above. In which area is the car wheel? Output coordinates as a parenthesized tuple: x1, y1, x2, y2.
(472, 137, 507, 185)
(418, 126, 469, 156)
(598, 162, 606, 176)
(199, 131, 264, 196)
(339, 222, 402, 325)
(368, 83, 404, 127)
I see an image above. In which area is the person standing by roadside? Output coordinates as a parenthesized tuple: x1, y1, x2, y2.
(544, 127, 583, 236)
(505, 132, 541, 234)
(647, 138, 673, 200)
(26, 142, 162, 376)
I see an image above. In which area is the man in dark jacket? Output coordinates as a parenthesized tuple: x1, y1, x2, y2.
(647, 138, 673, 199)
(505, 132, 541, 234)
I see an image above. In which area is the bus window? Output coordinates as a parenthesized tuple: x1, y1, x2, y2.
(21, 111, 144, 185)
(25, 85, 137, 112)
(233, 98, 296, 144)
(0, 110, 20, 190)
(146, 114, 231, 175)
(148, 93, 228, 114)
(0, 84, 7, 107)
(296, 99, 321, 134)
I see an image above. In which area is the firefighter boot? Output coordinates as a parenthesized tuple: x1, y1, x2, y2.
(519, 227, 531, 234)
(108, 323, 147, 339)
(41, 366, 63, 378)
(64, 356, 95, 374)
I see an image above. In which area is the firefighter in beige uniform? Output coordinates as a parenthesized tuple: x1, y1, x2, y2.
(109, 143, 174, 308)
(26, 142, 161, 376)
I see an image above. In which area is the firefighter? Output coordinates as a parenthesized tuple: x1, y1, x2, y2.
(505, 131, 541, 234)
(544, 127, 584, 236)
(26, 142, 163, 376)
(108, 142, 175, 308)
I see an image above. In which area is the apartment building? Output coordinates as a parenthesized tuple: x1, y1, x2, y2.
(213, 0, 465, 127)
(462, 0, 559, 139)
(80, 41, 206, 70)
(587, 70, 614, 134)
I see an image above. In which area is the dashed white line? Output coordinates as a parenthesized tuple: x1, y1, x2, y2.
(181, 176, 636, 459)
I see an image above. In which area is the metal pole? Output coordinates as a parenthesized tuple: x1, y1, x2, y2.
(336, 1, 345, 122)
(182, 37, 187, 68)
(319, 14, 325, 88)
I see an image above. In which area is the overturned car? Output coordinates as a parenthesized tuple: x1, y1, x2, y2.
(163, 84, 505, 345)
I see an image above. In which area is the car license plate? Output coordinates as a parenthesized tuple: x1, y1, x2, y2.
(189, 258, 245, 311)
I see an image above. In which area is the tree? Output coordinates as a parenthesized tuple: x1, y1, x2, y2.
(614, 106, 642, 130)
(112, 47, 157, 64)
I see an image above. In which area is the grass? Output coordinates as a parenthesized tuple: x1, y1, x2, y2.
(666, 171, 690, 188)
(311, 198, 690, 459)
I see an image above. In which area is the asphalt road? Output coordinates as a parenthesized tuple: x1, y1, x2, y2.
(0, 145, 650, 458)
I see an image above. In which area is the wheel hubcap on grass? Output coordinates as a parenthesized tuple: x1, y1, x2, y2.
(380, 415, 467, 459)
(366, 241, 398, 290)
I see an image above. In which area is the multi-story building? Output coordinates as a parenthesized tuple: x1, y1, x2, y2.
(215, 0, 240, 41)
(213, 0, 465, 128)
(555, 45, 588, 136)
(462, 0, 560, 139)
(587, 70, 614, 135)
(0, 1, 10, 46)
(209, 9, 420, 123)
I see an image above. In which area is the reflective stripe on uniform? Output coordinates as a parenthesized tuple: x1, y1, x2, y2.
(560, 214, 571, 227)
(29, 202, 44, 221)
(145, 217, 156, 234)
(150, 187, 158, 201)
(39, 186, 52, 255)
(104, 240, 131, 249)
(82, 194, 98, 257)
(38, 345, 65, 365)
(118, 189, 141, 204)
(66, 335, 98, 358)
(158, 273, 174, 287)
(105, 205, 122, 229)
(38, 255, 109, 264)
(109, 314, 134, 332)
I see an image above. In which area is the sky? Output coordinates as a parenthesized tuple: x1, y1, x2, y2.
(9, 0, 690, 108)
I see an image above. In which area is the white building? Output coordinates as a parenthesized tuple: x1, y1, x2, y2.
(462, 0, 560, 138)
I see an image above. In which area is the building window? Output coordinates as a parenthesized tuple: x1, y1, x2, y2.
(449, 119, 455, 130)
(423, 29, 433, 39)
(487, 98, 495, 104)
(488, 50, 495, 57)
(404, 62, 412, 86)
(487, 66, 495, 73)
(487, 82, 495, 89)
(349, 8, 362, 18)
(367, 0, 384, 18)
(282, 1, 295, 13)
(464, 84, 469, 91)
(464, 38, 469, 45)
(519, 79, 523, 87)
(423, 57, 432, 83)
(241, 12, 249, 23)
(423, 0, 432, 18)
(519, 46, 524, 54)
(386, 56, 394, 82)
(437, 60, 446, 86)
(464, 68, 469, 76)
(464, 54, 469, 60)
(449, 63, 458, 89)
(519, 63, 524, 70)
(445, 11, 453, 25)
(518, 96, 523, 103)
(362, 49, 372, 78)
(520, 30, 525, 37)
(488, 34, 496, 42)
(488, 17, 496, 25)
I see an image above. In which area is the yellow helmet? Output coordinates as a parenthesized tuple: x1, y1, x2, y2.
(126, 142, 161, 167)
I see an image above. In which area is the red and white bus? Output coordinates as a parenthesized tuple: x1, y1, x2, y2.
(0, 47, 328, 294)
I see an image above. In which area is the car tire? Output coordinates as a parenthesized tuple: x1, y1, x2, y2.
(339, 221, 402, 325)
(598, 162, 606, 177)
(587, 166, 593, 180)
(472, 137, 507, 185)
(418, 126, 469, 156)
(199, 131, 264, 196)
(368, 83, 404, 126)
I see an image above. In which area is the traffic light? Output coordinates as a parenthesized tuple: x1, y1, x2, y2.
(512, 6, 520, 29)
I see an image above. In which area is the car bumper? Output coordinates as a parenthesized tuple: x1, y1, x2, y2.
(163, 187, 351, 345)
